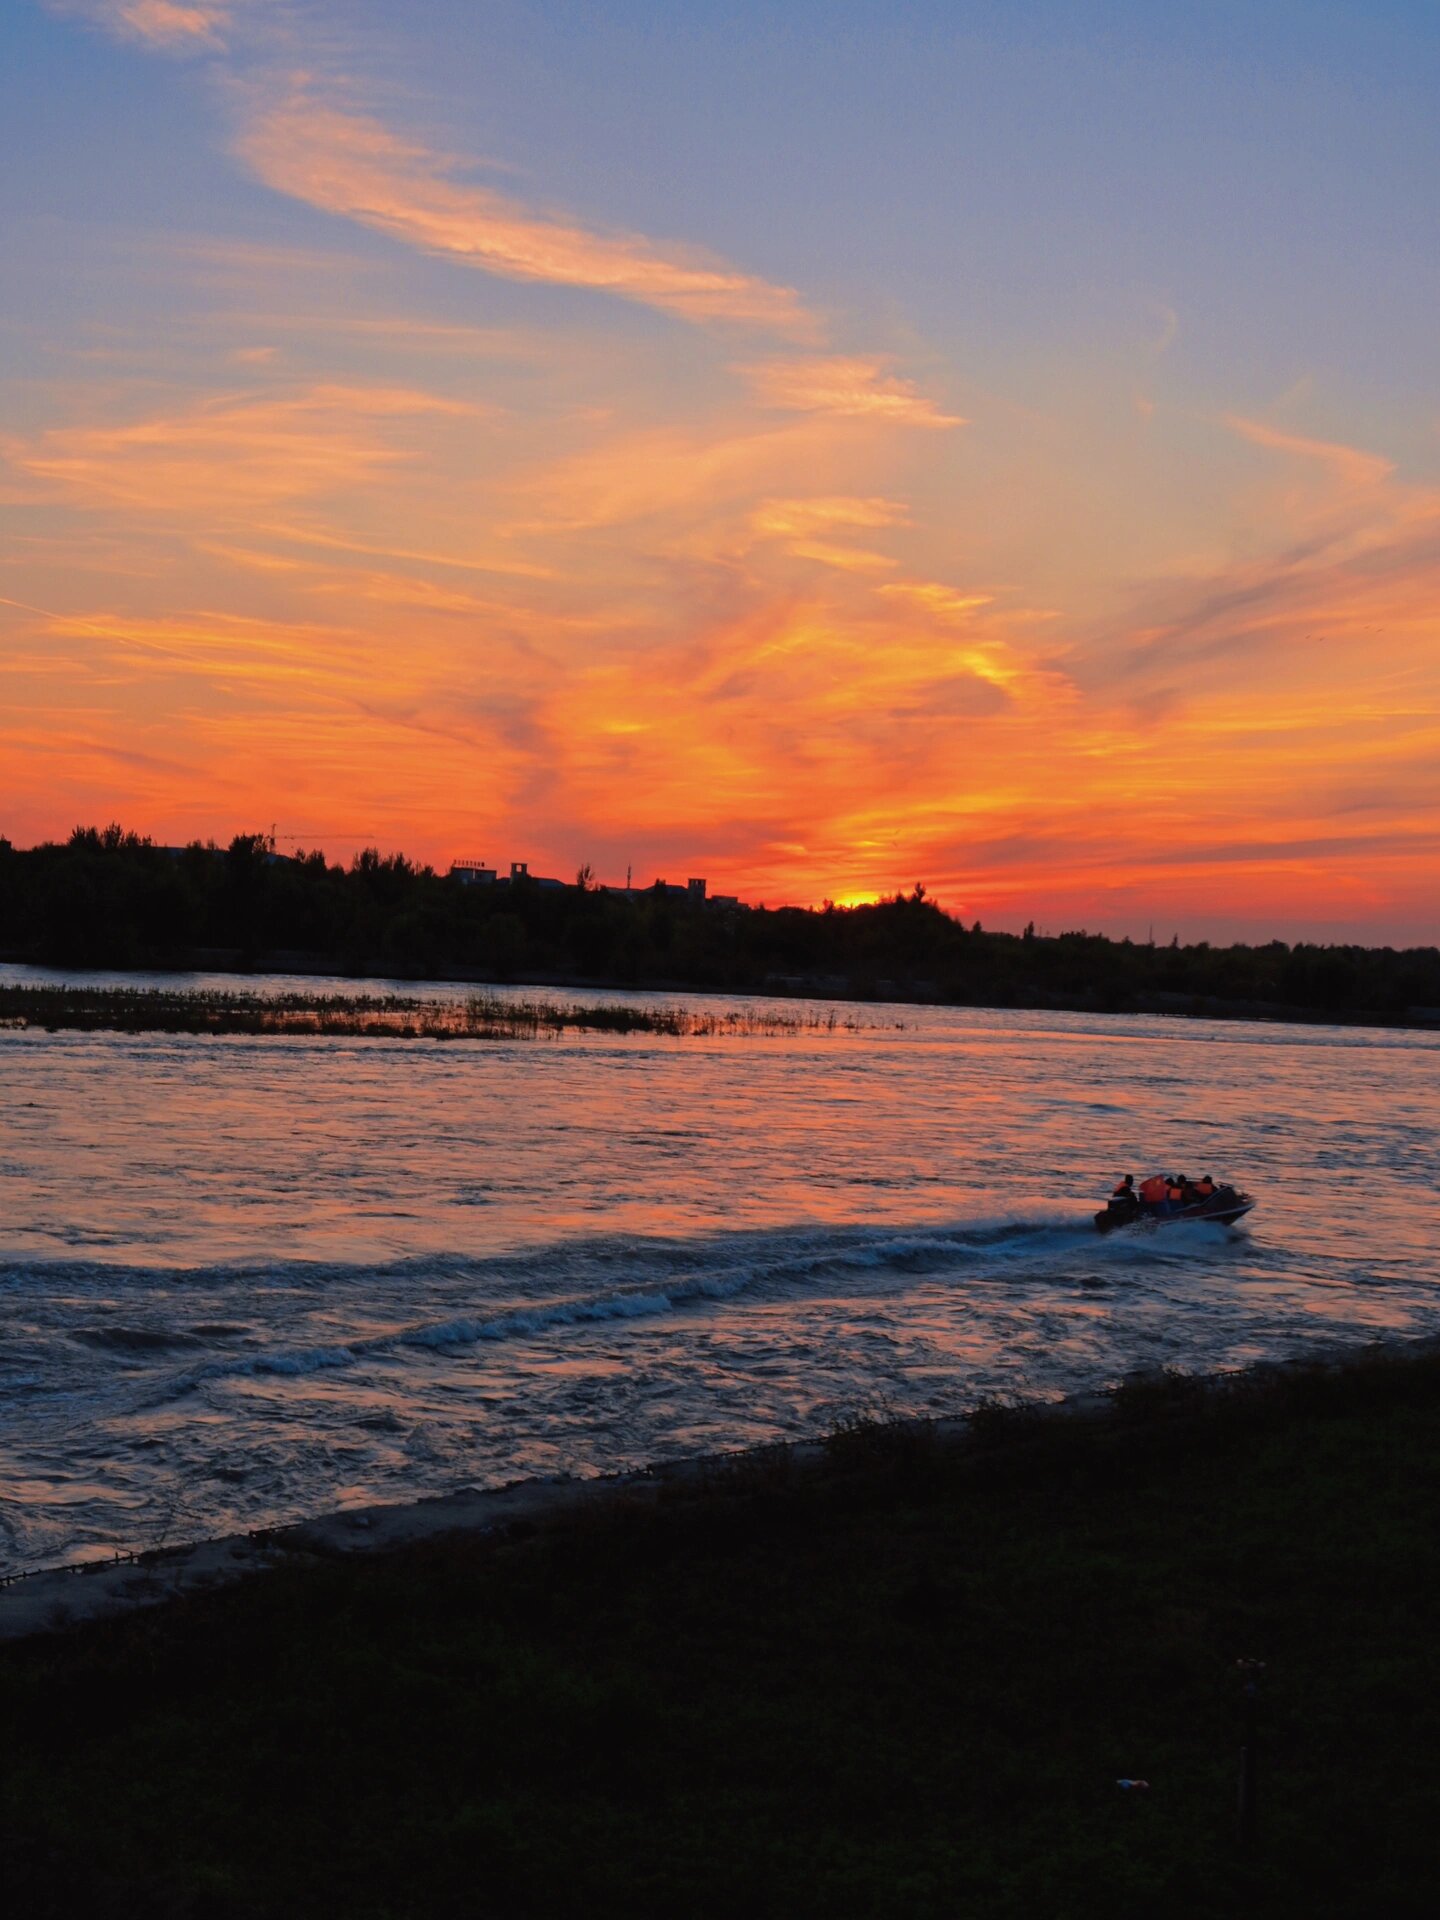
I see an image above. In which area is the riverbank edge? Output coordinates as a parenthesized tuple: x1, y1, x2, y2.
(7, 1331, 1437, 1644)
(3, 950, 1438, 1035)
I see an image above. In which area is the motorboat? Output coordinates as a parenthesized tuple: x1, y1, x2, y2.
(1094, 1185, 1255, 1234)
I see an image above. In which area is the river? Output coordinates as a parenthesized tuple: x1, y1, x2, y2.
(2, 963, 1437, 1573)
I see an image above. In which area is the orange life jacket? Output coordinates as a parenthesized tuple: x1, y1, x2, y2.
(1139, 1176, 1167, 1204)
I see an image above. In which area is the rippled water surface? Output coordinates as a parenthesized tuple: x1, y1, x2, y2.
(3, 963, 1438, 1573)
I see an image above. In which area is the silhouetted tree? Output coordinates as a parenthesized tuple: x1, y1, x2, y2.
(0, 824, 1435, 1024)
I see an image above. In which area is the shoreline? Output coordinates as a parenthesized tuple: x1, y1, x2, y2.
(11, 1298, 1438, 1914)
(3, 953, 1438, 1037)
(7, 1329, 1436, 1645)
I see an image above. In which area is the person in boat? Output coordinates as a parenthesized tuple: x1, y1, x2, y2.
(1194, 1175, 1216, 1202)
(1166, 1176, 1186, 1213)
(1138, 1173, 1168, 1213)
(1107, 1174, 1140, 1219)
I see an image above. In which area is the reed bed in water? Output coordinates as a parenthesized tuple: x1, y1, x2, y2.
(0, 984, 879, 1039)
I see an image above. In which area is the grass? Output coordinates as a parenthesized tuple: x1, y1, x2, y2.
(0, 984, 879, 1041)
(3, 1348, 1438, 1918)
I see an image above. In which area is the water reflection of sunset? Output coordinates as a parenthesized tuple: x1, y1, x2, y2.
(4, 998, 1438, 1572)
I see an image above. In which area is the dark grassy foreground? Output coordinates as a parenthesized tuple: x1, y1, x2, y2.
(4, 1354, 1440, 1919)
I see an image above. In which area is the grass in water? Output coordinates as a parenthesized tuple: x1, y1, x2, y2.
(0, 984, 881, 1040)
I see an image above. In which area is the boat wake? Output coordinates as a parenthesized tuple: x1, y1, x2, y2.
(0, 1211, 1240, 1420)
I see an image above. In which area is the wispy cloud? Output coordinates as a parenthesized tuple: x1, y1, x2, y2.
(10, 383, 473, 513)
(122, 1, 227, 47)
(499, 419, 841, 536)
(738, 355, 962, 426)
(1224, 415, 1394, 489)
(235, 85, 817, 336)
(255, 522, 557, 582)
(61, 0, 233, 52)
(750, 497, 908, 539)
(748, 497, 908, 573)
(878, 581, 993, 620)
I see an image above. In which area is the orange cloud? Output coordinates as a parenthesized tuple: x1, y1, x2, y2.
(750, 497, 909, 538)
(235, 88, 818, 336)
(778, 541, 898, 575)
(1224, 415, 1394, 489)
(62, 0, 235, 51)
(877, 581, 994, 621)
(0, 589, 545, 853)
(36, 606, 380, 694)
(254, 522, 557, 584)
(10, 384, 473, 515)
(748, 496, 909, 572)
(738, 355, 963, 426)
(499, 419, 849, 536)
(122, 0, 225, 42)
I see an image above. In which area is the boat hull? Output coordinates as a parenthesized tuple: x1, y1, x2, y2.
(1094, 1194, 1255, 1234)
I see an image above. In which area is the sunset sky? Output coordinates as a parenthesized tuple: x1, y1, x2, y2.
(3, 1, 1438, 942)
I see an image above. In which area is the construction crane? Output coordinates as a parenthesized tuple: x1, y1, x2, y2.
(268, 826, 378, 850)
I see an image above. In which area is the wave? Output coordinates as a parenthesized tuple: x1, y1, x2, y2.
(169, 1265, 814, 1390)
(101, 1213, 1112, 1399)
(0, 1212, 1095, 1298)
(11, 1209, 1218, 1418)
(71, 1326, 207, 1354)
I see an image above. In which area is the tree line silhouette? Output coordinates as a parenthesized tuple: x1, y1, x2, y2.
(0, 826, 1436, 1025)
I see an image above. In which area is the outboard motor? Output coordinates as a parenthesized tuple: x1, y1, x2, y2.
(1096, 1194, 1141, 1233)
